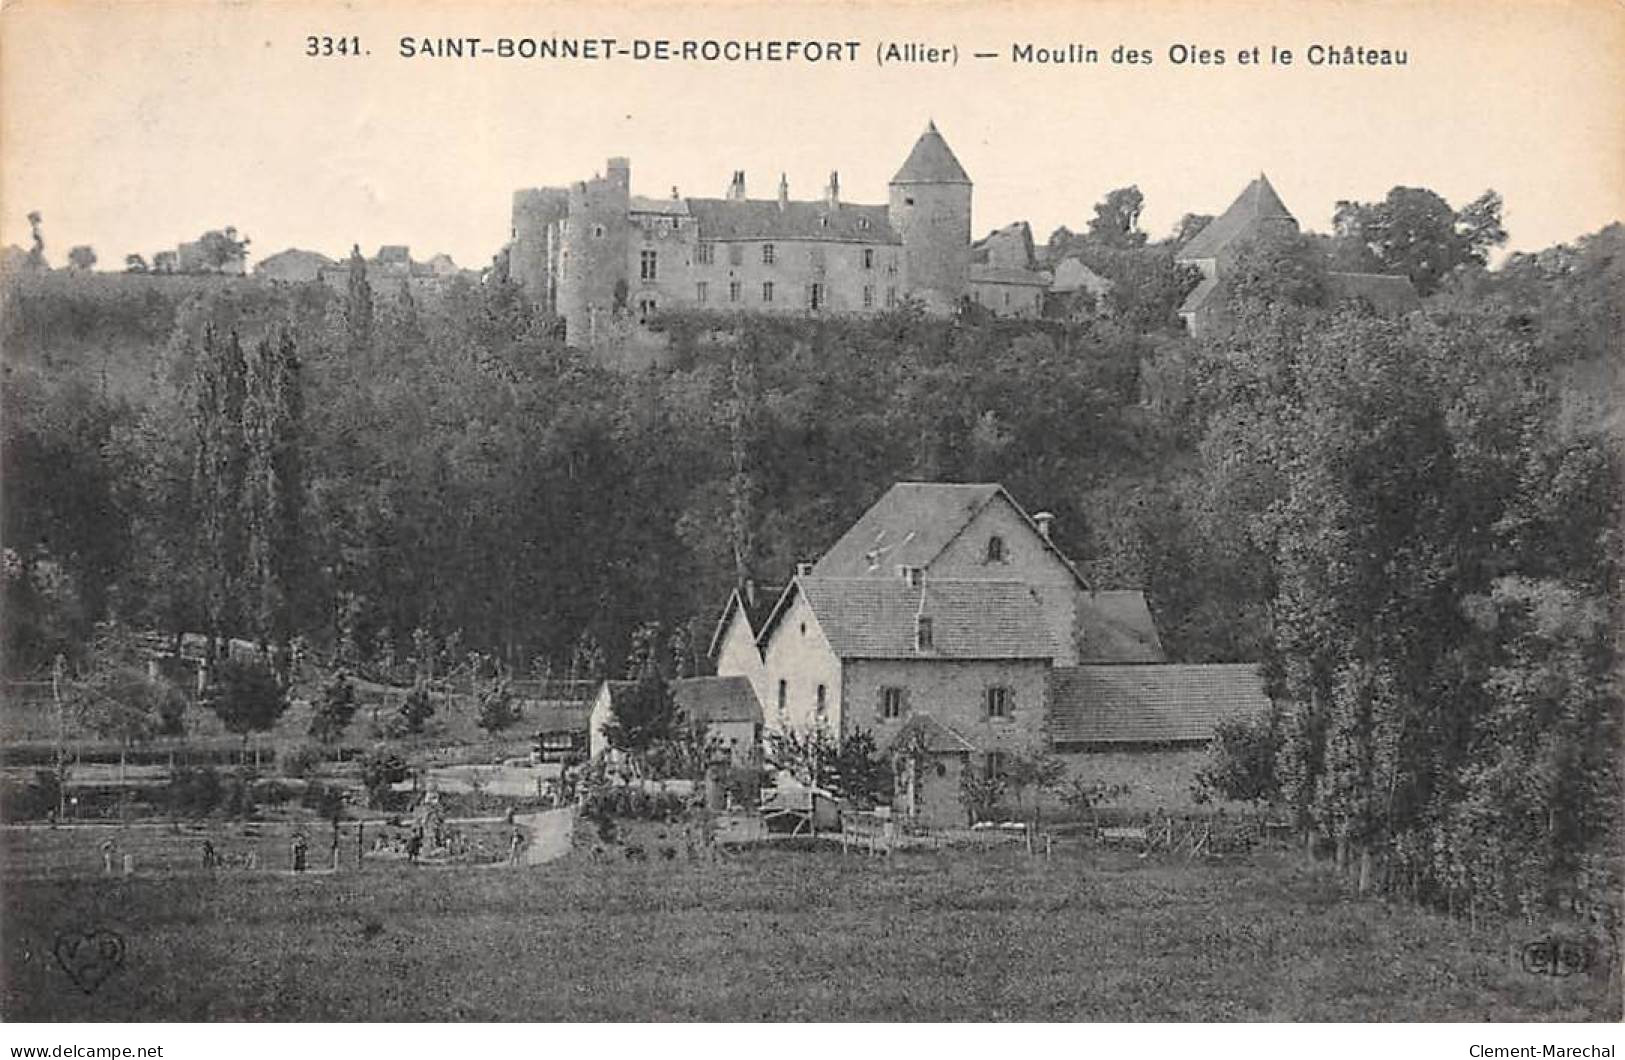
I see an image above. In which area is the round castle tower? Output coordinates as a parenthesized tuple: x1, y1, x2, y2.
(887, 121, 973, 313)
(557, 158, 632, 345)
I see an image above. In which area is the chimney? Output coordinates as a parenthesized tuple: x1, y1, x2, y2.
(727, 171, 747, 201)
(778, 173, 789, 210)
(825, 171, 840, 208)
(1034, 511, 1055, 542)
(671, 185, 680, 200)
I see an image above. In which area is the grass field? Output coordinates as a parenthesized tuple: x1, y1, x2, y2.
(2, 838, 1615, 1022)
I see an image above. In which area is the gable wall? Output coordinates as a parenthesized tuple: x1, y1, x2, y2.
(714, 608, 769, 720)
(758, 591, 843, 736)
(930, 498, 1081, 665)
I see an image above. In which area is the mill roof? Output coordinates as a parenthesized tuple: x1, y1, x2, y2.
(762, 577, 1058, 661)
(1075, 591, 1167, 663)
(672, 675, 764, 725)
(1048, 663, 1270, 745)
(890, 120, 972, 185)
(686, 198, 899, 244)
(1178, 175, 1297, 262)
(810, 482, 1085, 589)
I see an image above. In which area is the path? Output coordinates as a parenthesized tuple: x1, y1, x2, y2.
(514, 807, 573, 866)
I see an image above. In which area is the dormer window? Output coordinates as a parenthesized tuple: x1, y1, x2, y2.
(915, 615, 934, 652)
(986, 535, 1006, 563)
(899, 565, 923, 588)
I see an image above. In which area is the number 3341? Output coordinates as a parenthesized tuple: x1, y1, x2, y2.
(306, 36, 363, 56)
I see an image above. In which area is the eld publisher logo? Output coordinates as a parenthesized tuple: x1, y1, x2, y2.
(1520, 936, 1596, 978)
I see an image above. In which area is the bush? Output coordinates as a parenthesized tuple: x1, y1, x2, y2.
(221, 772, 258, 819)
(168, 765, 223, 817)
(302, 781, 346, 821)
(396, 685, 436, 734)
(2, 770, 64, 821)
(281, 744, 322, 779)
(1192, 713, 1281, 806)
(361, 749, 410, 808)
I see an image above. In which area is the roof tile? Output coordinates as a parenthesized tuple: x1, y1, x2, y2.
(1049, 664, 1270, 745)
(790, 577, 1057, 660)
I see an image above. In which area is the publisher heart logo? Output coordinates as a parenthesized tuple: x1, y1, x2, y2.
(54, 928, 126, 994)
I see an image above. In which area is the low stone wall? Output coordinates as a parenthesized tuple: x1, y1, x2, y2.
(1047, 747, 1210, 812)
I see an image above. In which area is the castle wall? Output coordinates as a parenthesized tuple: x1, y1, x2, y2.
(624, 207, 698, 320)
(680, 237, 903, 315)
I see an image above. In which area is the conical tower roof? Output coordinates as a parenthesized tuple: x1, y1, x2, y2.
(891, 120, 971, 185)
(1178, 173, 1297, 261)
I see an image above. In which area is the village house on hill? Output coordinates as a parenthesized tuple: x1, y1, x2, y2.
(707, 481, 1271, 826)
(1177, 174, 1421, 335)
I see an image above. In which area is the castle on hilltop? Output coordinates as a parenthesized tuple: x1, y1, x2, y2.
(505, 122, 1053, 345)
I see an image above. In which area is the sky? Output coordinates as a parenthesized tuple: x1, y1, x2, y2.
(2, 0, 1621, 271)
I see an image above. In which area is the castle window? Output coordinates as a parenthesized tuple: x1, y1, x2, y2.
(695, 281, 709, 304)
(762, 281, 775, 303)
(815, 684, 827, 718)
(915, 615, 933, 652)
(762, 244, 776, 266)
(886, 287, 898, 308)
(904, 197, 915, 206)
(777, 680, 787, 715)
(986, 535, 1006, 563)
(984, 686, 1011, 720)
(863, 248, 875, 270)
(592, 224, 606, 239)
(858, 218, 871, 231)
(696, 242, 715, 266)
(1004, 291, 1012, 308)
(881, 686, 905, 720)
(729, 280, 742, 303)
(809, 282, 825, 311)
(729, 244, 744, 266)
(640, 250, 658, 281)
(863, 285, 875, 309)
(638, 297, 657, 320)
